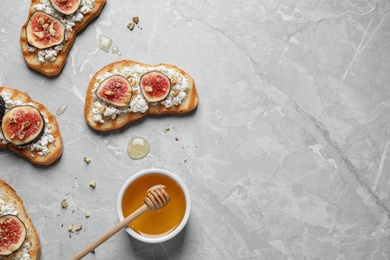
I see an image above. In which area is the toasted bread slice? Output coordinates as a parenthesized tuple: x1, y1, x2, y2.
(0, 86, 63, 166)
(20, 0, 106, 77)
(84, 60, 198, 132)
(0, 180, 40, 259)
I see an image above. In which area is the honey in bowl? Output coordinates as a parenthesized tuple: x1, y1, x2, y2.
(121, 173, 186, 237)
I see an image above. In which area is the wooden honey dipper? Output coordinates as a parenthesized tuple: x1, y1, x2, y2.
(71, 186, 170, 260)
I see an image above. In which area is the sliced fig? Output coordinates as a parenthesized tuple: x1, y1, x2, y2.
(26, 11, 65, 49)
(96, 75, 132, 107)
(0, 215, 27, 256)
(1, 105, 45, 146)
(140, 71, 171, 102)
(50, 0, 81, 16)
(0, 95, 5, 125)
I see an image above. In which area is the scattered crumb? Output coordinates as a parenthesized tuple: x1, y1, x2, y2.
(175, 137, 179, 141)
(128, 17, 142, 31)
(75, 224, 82, 231)
(84, 157, 91, 164)
(85, 212, 91, 218)
(127, 22, 135, 30)
(183, 157, 188, 163)
(164, 127, 170, 133)
(61, 199, 68, 209)
(68, 224, 73, 232)
(90, 180, 96, 188)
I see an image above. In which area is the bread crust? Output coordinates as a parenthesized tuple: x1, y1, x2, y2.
(20, 0, 107, 77)
(0, 180, 40, 260)
(0, 86, 63, 166)
(84, 60, 199, 132)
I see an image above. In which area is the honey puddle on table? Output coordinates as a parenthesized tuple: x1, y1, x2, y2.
(127, 137, 150, 159)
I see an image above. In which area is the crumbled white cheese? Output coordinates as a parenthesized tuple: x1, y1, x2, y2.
(0, 90, 55, 155)
(130, 95, 148, 113)
(1, 90, 24, 107)
(91, 65, 190, 123)
(27, 45, 36, 52)
(37, 45, 63, 62)
(30, 0, 96, 62)
(29, 119, 55, 156)
(80, 0, 95, 14)
(0, 198, 31, 260)
(33, 3, 55, 15)
(0, 198, 17, 215)
(16, 242, 31, 260)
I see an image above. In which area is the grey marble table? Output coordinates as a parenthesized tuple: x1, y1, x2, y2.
(1, 0, 390, 259)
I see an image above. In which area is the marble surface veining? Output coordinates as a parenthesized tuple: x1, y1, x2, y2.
(1, 0, 390, 259)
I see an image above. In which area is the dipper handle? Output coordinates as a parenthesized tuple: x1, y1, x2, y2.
(71, 187, 170, 260)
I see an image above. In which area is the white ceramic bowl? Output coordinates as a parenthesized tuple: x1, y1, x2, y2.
(117, 168, 191, 243)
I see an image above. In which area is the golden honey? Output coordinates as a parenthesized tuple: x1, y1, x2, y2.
(121, 173, 186, 237)
(127, 137, 150, 160)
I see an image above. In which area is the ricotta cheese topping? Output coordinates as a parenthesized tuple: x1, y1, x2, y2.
(28, 0, 96, 63)
(0, 198, 31, 260)
(0, 90, 54, 156)
(92, 65, 191, 123)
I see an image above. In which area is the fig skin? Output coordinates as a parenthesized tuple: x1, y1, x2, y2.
(26, 11, 66, 50)
(50, 0, 81, 15)
(1, 105, 45, 146)
(96, 75, 132, 107)
(0, 215, 27, 256)
(0, 95, 5, 125)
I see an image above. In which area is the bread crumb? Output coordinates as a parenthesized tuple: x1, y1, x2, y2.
(127, 22, 135, 30)
(90, 180, 96, 188)
(61, 199, 68, 209)
(75, 224, 82, 231)
(84, 157, 91, 164)
(133, 16, 139, 24)
(85, 212, 91, 218)
(183, 157, 188, 163)
(68, 224, 73, 232)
